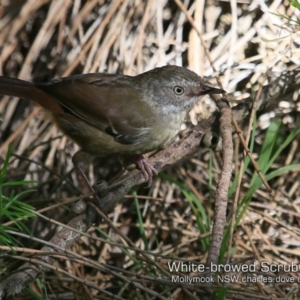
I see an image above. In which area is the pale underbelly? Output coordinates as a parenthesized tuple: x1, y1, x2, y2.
(53, 112, 181, 157)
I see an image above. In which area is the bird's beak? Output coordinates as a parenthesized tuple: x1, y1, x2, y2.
(200, 85, 226, 96)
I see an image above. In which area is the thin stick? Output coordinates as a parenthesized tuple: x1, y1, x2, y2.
(174, 0, 272, 193)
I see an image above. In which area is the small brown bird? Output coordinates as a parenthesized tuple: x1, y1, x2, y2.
(0, 65, 225, 186)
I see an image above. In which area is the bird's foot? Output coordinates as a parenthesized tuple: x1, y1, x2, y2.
(135, 156, 158, 187)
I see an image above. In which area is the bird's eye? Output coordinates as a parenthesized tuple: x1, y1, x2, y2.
(173, 86, 184, 95)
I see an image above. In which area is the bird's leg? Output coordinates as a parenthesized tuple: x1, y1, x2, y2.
(134, 155, 158, 187)
(72, 151, 106, 218)
(120, 155, 158, 186)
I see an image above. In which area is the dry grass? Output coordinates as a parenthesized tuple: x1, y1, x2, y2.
(1, 0, 300, 299)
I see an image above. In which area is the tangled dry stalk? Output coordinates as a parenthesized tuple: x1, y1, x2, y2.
(1, 0, 300, 299)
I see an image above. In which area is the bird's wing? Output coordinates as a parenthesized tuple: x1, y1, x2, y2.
(38, 74, 154, 145)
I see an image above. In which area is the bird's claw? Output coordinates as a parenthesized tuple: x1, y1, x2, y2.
(135, 156, 158, 187)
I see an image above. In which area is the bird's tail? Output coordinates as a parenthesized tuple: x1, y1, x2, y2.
(0, 76, 63, 113)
